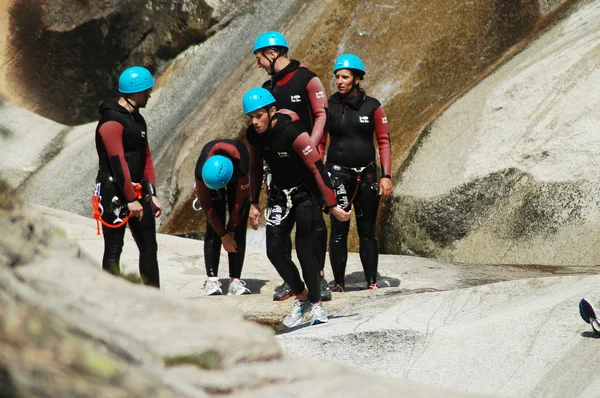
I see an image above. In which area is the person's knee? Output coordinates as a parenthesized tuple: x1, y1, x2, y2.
(266, 232, 286, 263)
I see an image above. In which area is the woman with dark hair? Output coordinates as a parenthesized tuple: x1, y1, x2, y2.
(319, 54, 393, 292)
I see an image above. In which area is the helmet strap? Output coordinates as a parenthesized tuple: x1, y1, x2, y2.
(262, 49, 281, 77)
(123, 96, 138, 112)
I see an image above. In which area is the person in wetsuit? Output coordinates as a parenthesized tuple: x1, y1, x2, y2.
(95, 66, 162, 288)
(253, 31, 331, 301)
(243, 87, 351, 328)
(319, 54, 393, 291)
(194, 139, 251, 296)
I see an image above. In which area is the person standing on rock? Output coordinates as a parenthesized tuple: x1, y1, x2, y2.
(252, 31, 332, 302)
(94, 66, 162, 288)
(319, 54, 393, 291)
(193, 139, 252, 296)
(243, 87, 351, 327)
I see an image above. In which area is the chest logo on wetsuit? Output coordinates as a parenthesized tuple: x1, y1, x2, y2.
(382, 117, 388, 124)
(277, 151, 289, 157)
(291, 95, 302, 103)
(302, 146, 313, 156)
(315, 91, 325, 99)
(359, 116, 369, 123)
(141, 130, 146, 137)
(241, 183, 250, 189)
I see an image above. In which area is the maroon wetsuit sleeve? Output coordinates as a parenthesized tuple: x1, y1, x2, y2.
(194, 177, 227, 237)
(249, 144, 264, 203)
(306, 76, 328, 148)
(226, 174, 250, 232)
(143, 140, 157, 188)
(374, 106, 392, 177)
(98, 121, 137, 201)
(292, 132, 336, 207)
(318, 131, 328, 162)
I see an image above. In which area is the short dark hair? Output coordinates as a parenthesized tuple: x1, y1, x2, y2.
(264, 46, 288, 57)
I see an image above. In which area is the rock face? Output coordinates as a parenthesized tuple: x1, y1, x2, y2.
(1, 179, 490, 396)
(1, 0, 221, 125)
(386, 0, 600, 265)
(0, 0, 592, 263)
(26, 189, 600, 398)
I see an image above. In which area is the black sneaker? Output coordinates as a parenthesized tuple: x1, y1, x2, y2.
(320, 277, 332, 301)
(273, 282, 295, 301)
(580, 298, 600, 336)
(580, 298, 596, 324)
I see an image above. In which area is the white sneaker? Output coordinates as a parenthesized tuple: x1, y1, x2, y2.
(228, 279, 251, 295)
(283, 298, 310, 328)
(204, 278, 223, 296)
(310, 302, 329, 325)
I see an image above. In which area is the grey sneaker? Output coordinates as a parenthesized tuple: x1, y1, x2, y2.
(273, 281, 295, 301)
(580, 298, 600, 336)
(204, 278, 223, 296)
(320, 277, 332, 301)
(310, 302, 329, 325)
(228, 279, 251, 295)
(282, 298, 310, 328)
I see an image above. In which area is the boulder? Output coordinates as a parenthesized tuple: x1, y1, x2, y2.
(387, 0, 600, 265)
(1, 0, 221, 125)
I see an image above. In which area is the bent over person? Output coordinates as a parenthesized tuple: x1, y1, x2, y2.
(243, 87, 351, 328)
(95, 66, 162, 288)
(194, 139, 251, 296)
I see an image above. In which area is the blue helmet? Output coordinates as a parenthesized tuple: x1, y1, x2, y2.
(202, 155, 234, 190)
(253, 31, 289, 53)
(242, 88, 276, 114)
(333, 54, 366, 76)
(118, 66, 155, 94)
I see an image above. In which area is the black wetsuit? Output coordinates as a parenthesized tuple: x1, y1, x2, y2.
(247, 111, 336, 303)
(321, 90, 392, 286)
(95, 100, 160, 287)
(263, 60, 329, 272)
(194, 139, 250, 279)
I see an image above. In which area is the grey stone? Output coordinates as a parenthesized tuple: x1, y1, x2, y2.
(389, 0, 600, 265)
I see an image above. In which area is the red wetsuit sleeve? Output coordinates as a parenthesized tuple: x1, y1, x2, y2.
(306, 76, 328, 148)
(292, 132, 336, 207)
(194, 177, 227, 237)
(249, 144, 264, 203)
(226, 174, 250, 232)
(374, 106, 392, 177)
(318, 130, 328, 162)
(143, 139, 157, 188)
(98, 121, 137, 201)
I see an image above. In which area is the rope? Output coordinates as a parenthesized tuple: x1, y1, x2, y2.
(91, 183, 142, 235)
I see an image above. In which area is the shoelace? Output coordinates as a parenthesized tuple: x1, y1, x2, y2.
(206, 280, 221, 288)
(231, 280, 248, 293)
(293, 299, 306, 313)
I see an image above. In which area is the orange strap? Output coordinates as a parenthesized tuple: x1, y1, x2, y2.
(91, 183, 143, 235)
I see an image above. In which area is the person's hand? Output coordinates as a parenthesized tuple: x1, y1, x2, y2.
(221, 232, 238, 253)
(128, 200, 144, 220)
(379, 177, 393, 198)
(330, 206, 352, 222)
(249, 203, 261, 230)
(151, 196, 162, 217)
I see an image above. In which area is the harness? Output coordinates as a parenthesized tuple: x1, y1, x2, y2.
(91, 181, 143, 235)
(328, 161, 376, 211)
(265, 183, 310, 226)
